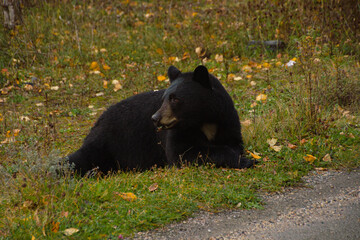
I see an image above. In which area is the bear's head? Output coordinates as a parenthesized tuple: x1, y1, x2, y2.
(152, 65, 220, 131)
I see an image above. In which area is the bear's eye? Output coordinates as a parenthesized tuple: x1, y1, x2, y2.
(169, 94, 179, 104)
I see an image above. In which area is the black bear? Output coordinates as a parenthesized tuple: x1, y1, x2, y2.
(67, 65, 254, 175)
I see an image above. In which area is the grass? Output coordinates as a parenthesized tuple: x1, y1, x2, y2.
(0, 0, 359, 239)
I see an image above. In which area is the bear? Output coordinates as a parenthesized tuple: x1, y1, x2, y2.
(67, 65, 255, 175)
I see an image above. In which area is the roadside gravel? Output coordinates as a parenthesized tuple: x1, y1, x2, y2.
(133, 168, 360, 240)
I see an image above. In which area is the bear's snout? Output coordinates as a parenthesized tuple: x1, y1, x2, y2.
(151, 112, 161, 126)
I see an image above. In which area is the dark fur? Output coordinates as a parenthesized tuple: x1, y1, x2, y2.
(68, 66, 254, 175)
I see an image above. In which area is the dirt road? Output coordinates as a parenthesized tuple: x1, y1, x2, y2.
(133, 169, 360, 240)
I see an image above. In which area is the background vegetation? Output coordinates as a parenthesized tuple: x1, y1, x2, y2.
(0, 0, 359, 239)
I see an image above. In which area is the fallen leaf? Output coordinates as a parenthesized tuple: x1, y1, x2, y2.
(90, 61, 100, 71)
(117, 192, 137, 202)
(32, 236, 35, 240)
(103, 80, 108, 89)
(113, 83, 122, 92)
(303, 154, 317, 164)
(267, 138, 277, 147)
(285, 60, 296, 68)
(240, 119, 252, 127)
(256, 93, 267, 102)
(95, 92, 104, 97)
(156, 48, 163, 55)
(287, 143, 297, 149)
(322, 153, 332, 162)
(215, 54, 223, 62)
(247, 151, 261, 159)
(250, 81, 256, 86)
(13, 129, 20, 137)
(51, 221, 60, 233)
(262, 62, 271, 69)
(63, 228, 79, 236)
(50, 86, 59, 91)
(60, 211, 69, 218)
(157, 75, 167, 81)
(24, 84, 33, 91)
(227, 74, 235, 81)
(103, 64, 111, 71)
(232, 56, 240, 62)
(315, 167, 327, 171)
(195, 47, 204, 57)
(270, 145, 282, 152)
(242, 65, 252, 72)
(148, 183, 158, 192)
(300, 138, 307, 145)
(234, 76, 243, 81)
(182, 52, 190, 60)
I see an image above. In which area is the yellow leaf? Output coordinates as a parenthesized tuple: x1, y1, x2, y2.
(242, 65, 252, 72)
(90, 61, 100, 71)
(168, 56, 177, 62)
(246, 75, 252, 79)
(262, 62, 270, 69)
(13, 129, 20, 137)
(117, 192, 137, 202)
(157, 75, 167, 81)
(232, 56, 240, 62)
(227, 73, 235, 81)
(113, 83, 122, 92)
(248, 151, 261, 159)
(270, 145, 282, 152)
(182, 52, 190, 60)
(287, 143, 297, 149)
(267, 138, 277, 147)
(32, 236, 35, 240)
(256, 93, 267, 102)
(322, 153, 332, 162)
(250, 102, 257, 108)
(156, 48, 163, 55)
(148, 183, 158, 192)
(103, 80, 108, 89)
(63, 228, 79, 236)
(303, 154, 317, 164)
(275, 61, 282, 67)
(192, 12, 198, 17)
(215, 54, 223, 62)
(103, 64, 111, 71)
(51, 221, 60, 233)
(6, 130, 11, 138)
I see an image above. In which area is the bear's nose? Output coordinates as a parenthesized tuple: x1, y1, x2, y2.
(151, 112, 161, 125)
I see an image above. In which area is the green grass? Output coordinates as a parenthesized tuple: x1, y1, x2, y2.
(0, 0, 359, 239)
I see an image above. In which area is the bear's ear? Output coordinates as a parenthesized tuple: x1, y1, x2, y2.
(168, 66, 181, 83)
(193, 65, 211, 89)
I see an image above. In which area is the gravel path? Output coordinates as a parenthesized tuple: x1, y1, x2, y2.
(133, 168, 360, 240)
